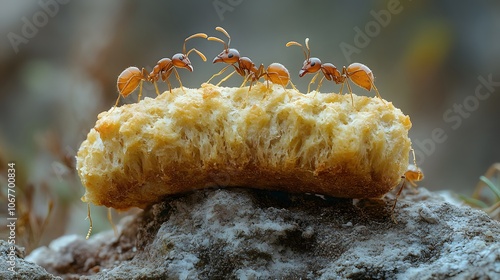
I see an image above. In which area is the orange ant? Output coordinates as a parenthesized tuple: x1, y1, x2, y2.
(115, 33, 207, 107)
(286, 38, 384, 105)
(207, 27, 295, 90)
(391, 148, 424, 213)
(243, 62, 296, 90)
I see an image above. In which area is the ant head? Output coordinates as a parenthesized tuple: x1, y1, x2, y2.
(170, 33, 208, 72)
(172, 53, 193, 71)
(299, 57, 322, 77)
(213, 48, 240, 64)
(287, 38, 321, 77)
(208, 27, 240, 64)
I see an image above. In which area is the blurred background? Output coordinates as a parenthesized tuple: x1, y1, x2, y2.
(0, 0, 499, 252)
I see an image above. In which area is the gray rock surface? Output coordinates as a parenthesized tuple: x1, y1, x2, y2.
(0, 240, 61, 280)
(27, 188, 500, 279)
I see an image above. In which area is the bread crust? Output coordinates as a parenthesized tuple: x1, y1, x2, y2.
(77, 83, 412, 210)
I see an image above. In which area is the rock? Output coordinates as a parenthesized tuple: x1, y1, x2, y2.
(0, 240, 61, 280)
(27, 187, 500, 279)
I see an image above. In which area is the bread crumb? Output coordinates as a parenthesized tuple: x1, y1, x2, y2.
(77, 83, 412, 210)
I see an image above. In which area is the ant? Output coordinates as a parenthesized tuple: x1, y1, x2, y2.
(286, 38, 384, 106)
(115, 33, 207, 107)
(243, 62, 296, 91)
(391, 148, 424, 213)
(207, 27, 295, 90)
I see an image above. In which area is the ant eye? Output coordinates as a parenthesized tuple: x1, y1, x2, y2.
(310, 62, 315, 67)
(228, 53, 233, 58)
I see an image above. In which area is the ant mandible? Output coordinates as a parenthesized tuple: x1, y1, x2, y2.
(115, 33, 207, 107)
(286, 38, 384, 106)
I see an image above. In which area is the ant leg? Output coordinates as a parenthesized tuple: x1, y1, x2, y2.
(107, 208, 118, 237)
(345, 81, 355, 107)
(391, 178, 406, 213)
(216, 70, 236, 86)
(114, 93, 121, 107)
(313, 76, 325, 98)
(166, 79, 173, 93)
(272, 72, 288, 91)
(410, 148, 417, 167)
(137, 81, 143, 102)
(370, 81, 386, 104)
(316, 76, 325, 92)
(207, 65, 231, 84)
(153, 81, 160, 96)
(172, 68, 185, 93)
(266, 71, 290, 94)
(245, 81, 253, 106)
(85, 203, 93, 240)
(240, 74, 251, 88)
(339, 81, 345, 95)
(308, 72, 321, 94)
(249, 79, 259, 91)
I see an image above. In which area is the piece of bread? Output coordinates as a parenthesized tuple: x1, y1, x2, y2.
(77, 83, 412, 210)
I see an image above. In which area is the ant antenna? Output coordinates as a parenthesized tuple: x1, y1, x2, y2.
(208, 27, 231, 50)
(180, 33, 208, 62)
(183, 33, 208, 55)
(208, 27, 230, 51)
(215, 26, 231, 48)
(186, 48, 207, 61)
(286, 39, 310, 60)
(207, 36, 226, 49)
(305, 38, 311, 59)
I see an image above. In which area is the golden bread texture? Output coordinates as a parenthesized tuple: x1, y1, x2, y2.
(77, 83, 412, 210)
